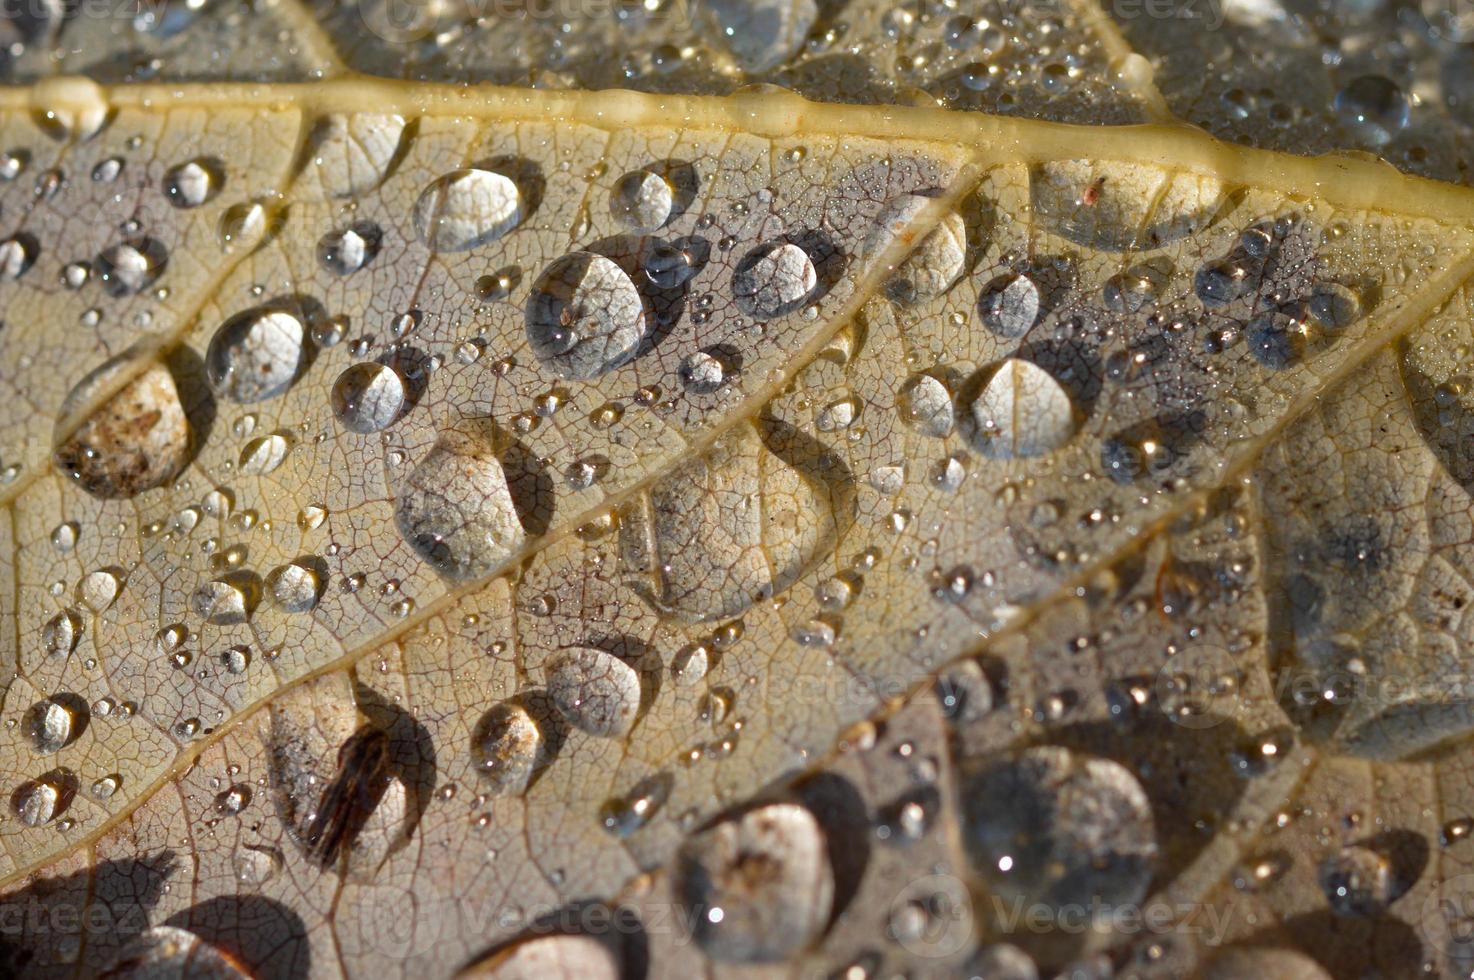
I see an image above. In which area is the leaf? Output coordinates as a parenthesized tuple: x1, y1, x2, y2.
(3, 2, 1474, 978)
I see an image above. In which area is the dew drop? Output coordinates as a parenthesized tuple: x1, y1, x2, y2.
(78, 569, 120, 612)
(610, 168, 675, 233)
(43, 610, 82, 655)
(413, 168, 523, 251)
(238, 432, 290, 475)
(547, 647, 642, 737)
(191, 571, 260, 625)
(897, 373, 955, 438)
(969, 358, 1077, 459)
(1334, 75, 1409, 146)
(526, 252, 647, 379)
(163, 158, 221, 208)
(866, 193, 967, 303)
(266, 562, 321, 613)
(95, 238, 166, 296)
(979, 275, 1041, 338)
(733, 240, 818, 319)
(331, 362, 406, 434)
(12, 771, 74, 826)
(471, 701, 544, 796)
(679, 348, 731, 394)
(599, 773, 672, 837)
(317, 221, 382, 276)
(205, 308, 307, 403)
(50, 521, 78, 553)
(645, 241, 700, 288)
(0, 235, 36, 280)
(23, 697, 83, 754)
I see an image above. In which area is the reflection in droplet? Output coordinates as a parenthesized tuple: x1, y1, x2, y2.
(677, 802, 834, 962)
(23, 697, 83, 754)
(206, 308, 307, 404)
(472, 701, 544, 796)
(547, 647, 642, 738)
(412, 168, 523, 251)
(331, 362, 406, 434)
(394, 423, 526, 581)
(979, 275, 1041, 338)
(526, 252, 647, 379)
(611, 168, 675, 232)
(733, 240, 818, 319)
(969, 359, 1077, 459)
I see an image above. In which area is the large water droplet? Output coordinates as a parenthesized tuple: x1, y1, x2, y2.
(471, 701, 544, 796)
(43, 610, 82, 655)
(53, 351, 189, 499)
(266, 561, 322, 613)
(960, 747, 1158, 913)
(308, 114, 406, 198)
(192, 570, 260, 625)
(317, 221, 382, 276)
(331, 362, 405, 433)
(968, 358, 1077, 459)
(163, 158, 222, 208)
(206, 308, 307, 403)
(526, 252, 647, 379)
(979, 275, 1041, 338)
(23, 696, 84, 754)
(733, 240, 818, 319)
(547, 647, 642, 738)
(78, 568, 120, 612)
(1334, 75, 1409, 146)
(677, 802, 834, 962)
(12, 770, 74, 826)
(706, 0, 817, 71)
(897, 373, 955, 438)
(238, 432, 290, 475)
(611, 168, 675, 233)
(101, 926, 251, 979)
(394, 422, 526, 581)
(679, 348, 732, 395)
(412, 168, 523, 251)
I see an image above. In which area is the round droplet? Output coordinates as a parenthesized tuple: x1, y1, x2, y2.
(78, 569, 120, 612)
(979, 275, 1041, 338)
(266, 562, 321, 613)
(206, 308, 306, 403)
(217, 201, 272, 251)
(92, 157, 123, 183)
(238, 433, 290, 475)
(961, 747, 1158, 912)
(898, 373, 955, 438)
(43, 610, 82, 655)
(969, 358, 1077, 459)
(472, 701, 544, 795)
(679, 348, 731, 395)
(12, 771, 74, 826)
(101, 926, 251, 978)
(163, 158, 222, 208)
(547, 647, 642, 738)
(215, 784, 252, 815)
(331, 362, 405, 433)
(95, 238, 166, 296)
(645, 241, 700, 288)
(91, 774, 120, 800)
(1334, 75, 1409, 146)
(191, 571, 260, 625)
(677, 802, 834, 962)
(23, 697, 84, 754)
(1308, 283, 1363, 331)
(221, 645, 251, 674)
(394, 423, 526, 580)
(526, 252, 647, 379)
(599, 773, 672, 837)
(50, 522, 78, 553)
(611, 168, 675, 232)
(733, 241, 818, 319)
(317, 221, 382, 276)
(412, 168, 523, 251)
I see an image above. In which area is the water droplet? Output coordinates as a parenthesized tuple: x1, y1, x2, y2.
(0, 235, 36, 280)
(266, 562, 322, 613)
(12, 771, 74, 826)
(78, 569, 119, 612)
(221, 645, 251, 674)
(898, 373, 955, 438)
(733, 240, 818, 319)
(1319, 843, 1400, 917)
(23, 697, 83, 754)
(969, 359, 1077, 459)
(413, 168, 523, 251)
(679, 348, 732, 395)
(191, 571, 260, 625)
(1334, 75, 1409, 146)
(547, 647, 642, 737)
(331, 362, 405, 433)
(317, 221, 382, 276)
(91, 774, 119, 800)
(961, 747, 1157, 911)
(163, 158, 221, 208)
(866, 193, 967, 303)
(50, 522, 79, 553)
(43, 610, 82, 655)
(611, 168, 675, 232)
(95, 238, 167, 296)
(677, 802, 833, 962)
(394, 423, 526, 580)
(472, 701, 544, 796)
(233, 844, 282, 886)
(206, 308, 306, 403)
(645, 241, 700, 288)
(100, 926, 250, 978)
(979, 275, 1041, 338)
(599, 773, 672, 836)
(238, 432, 290, 475)
(475, 266, 521, 301)
(217, 201, 273, 252)
(526, 252, 647, 379)
(706, 0, 817, 71)
(91, 157, 123, 183)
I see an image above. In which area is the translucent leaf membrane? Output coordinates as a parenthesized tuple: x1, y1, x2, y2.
(1110, 0, 1474, 185)
(0, 0, 338, 83)
(305, 0, 1155, 122)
